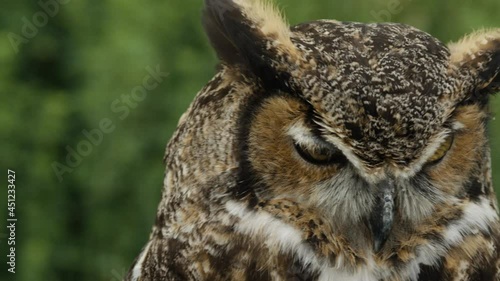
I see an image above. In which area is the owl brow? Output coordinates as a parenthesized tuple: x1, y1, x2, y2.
(445, 120, 465, 133)
(310, 111, 349, 146)
(289, 122, 333, 150)
(304, 105, 329, 137)
(443, 107, 469, 133)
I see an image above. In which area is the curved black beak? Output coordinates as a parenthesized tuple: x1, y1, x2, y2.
(369, 179, 396, 253)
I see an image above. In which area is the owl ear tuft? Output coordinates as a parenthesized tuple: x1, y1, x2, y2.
(449, 29, 500, 100)
(202, 0, 300, 81)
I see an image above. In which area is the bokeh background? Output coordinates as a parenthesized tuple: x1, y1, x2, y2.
(0, 0, 499, 280)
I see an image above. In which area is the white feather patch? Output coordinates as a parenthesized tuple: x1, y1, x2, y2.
(401, 197, 499, 280)
(225, 200, 379, 280)
(444, 197, 498, 245)
(131, 240, 152, 281)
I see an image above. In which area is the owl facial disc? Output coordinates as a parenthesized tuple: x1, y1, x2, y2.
(369, 179, 396, 252)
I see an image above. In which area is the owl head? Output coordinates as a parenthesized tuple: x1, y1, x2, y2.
(202, 0, 500, 253)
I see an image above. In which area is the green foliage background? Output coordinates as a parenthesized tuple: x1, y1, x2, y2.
(0, 1, 499, 280)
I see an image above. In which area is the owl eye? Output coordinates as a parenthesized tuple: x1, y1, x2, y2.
(294, 142, 347, 165)
(427, 135, 454, 164)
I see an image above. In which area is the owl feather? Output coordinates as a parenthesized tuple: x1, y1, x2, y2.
(125, 1, 500, 280)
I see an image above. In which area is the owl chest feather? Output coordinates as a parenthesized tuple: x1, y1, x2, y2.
(129, 188, 500, 281)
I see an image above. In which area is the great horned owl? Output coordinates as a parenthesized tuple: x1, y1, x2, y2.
(125, 0, 500, 280)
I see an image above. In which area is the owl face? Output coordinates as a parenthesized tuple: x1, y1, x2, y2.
(246, 92, 491, 252)
(204, 0, 500, 254)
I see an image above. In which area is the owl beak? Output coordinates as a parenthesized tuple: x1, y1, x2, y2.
(369, 179, 396, 253)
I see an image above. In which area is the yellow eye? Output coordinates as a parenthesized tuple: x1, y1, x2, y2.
(294, 142, 347, 165)
(427, 135, 454, 164)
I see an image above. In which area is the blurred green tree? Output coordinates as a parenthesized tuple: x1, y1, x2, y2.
(0, 1, 498, 280)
